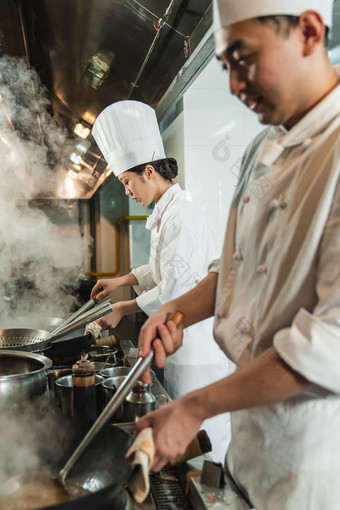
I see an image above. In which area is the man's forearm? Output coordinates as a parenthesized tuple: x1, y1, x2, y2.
(183, 347, 313, 420)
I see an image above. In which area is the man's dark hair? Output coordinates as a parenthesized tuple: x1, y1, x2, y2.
(257, 15, 329, 47)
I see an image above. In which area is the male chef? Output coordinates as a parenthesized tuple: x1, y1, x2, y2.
(135, 1, 340, 508)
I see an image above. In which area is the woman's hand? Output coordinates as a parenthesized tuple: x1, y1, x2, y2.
(135, 396, 203, 472)
(90, 279, 118, 301)
(96, 306, 123, 329)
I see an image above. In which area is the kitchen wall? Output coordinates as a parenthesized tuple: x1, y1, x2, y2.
(160, 55, 263, 254)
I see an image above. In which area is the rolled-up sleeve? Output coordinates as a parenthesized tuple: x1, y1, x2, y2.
(208, 259, 220, 273)
(274, 176, 340, 394)
(131, 264, 155, 291)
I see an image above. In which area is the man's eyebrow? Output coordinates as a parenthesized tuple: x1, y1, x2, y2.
(216, 39, 248, 60)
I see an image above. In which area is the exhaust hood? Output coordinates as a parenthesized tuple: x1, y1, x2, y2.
(0, 0, 212, 198)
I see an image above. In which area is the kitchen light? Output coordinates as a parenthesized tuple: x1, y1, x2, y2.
(84, 48, 115, 89)
(70, 152, 82, 165)
(74, 121, 91, 139)
(76, 139, 90, 154)
(68, 169, 78, 179)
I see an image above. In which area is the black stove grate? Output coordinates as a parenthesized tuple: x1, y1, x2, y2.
(150, 470, 191, 510)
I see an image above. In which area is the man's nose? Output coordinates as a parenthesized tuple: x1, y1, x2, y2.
(229, 68, 247, 97)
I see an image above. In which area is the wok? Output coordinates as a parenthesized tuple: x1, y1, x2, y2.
(0, 301, 112, 364)
(0, 420, 134, 510)
(0, 319, 94, 365)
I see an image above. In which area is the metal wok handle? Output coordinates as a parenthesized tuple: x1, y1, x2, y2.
(51, 299, 96, 336)
(58, 311, 184, 484)
(50, 300, 113, 340)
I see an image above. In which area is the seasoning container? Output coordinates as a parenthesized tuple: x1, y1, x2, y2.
(124, 381, 156, 422)
(72, 353, 96, 421)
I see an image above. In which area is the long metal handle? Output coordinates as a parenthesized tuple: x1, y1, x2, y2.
(51, 299, 96, 336)
(51, 300, 113, 340)
(59, 351, 153, 484)
(59, 311, 184, 484)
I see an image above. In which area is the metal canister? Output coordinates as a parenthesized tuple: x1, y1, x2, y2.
(124, 381, 156, 422)
(72, 353, 96, 421)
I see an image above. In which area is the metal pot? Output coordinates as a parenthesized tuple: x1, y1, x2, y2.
(101, 376, 127, 421)
(0, 350, 52, 410)
(124, 381, 157, 422)
(55, 374, 105, 419)
(99, 366, 131, 378)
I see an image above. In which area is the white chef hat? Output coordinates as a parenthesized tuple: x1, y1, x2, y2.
(213, 0, 334, 31)
(92, 100, 166, 177)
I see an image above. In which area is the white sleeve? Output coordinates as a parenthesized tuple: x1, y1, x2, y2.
(274, 177, 340, 394)
(135, 218, 200, 316)
(208, 259, 220, 273)
(131, 264, 156, 294)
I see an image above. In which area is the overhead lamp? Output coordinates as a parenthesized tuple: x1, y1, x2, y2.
(74, 119, 91, 139)
(84, 48, 115, 90)
(70, 152, 82, 165)
(68, 169, 78, 179)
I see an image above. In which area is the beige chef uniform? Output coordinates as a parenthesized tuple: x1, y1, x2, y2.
(210, 62, 340, 508)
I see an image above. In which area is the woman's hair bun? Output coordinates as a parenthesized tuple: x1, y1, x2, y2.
(167, 158, 178, 179)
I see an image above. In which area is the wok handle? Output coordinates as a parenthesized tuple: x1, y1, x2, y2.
(58, 311, 184, 484)
(51, 299, 96, 336)
(51, 300, 113, 340)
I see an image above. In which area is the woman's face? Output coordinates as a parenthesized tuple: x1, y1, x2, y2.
(118, 170, 154, 207)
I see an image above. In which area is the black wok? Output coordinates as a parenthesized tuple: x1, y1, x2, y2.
(0, 421, 134, 510)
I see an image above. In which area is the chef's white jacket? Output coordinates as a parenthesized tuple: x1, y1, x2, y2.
(132, 183, 226, 366)
(132, 183, 230, 462)
(210, 66, 340, 509)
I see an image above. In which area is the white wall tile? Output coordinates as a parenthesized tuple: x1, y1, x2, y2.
(159, 55, 263, 250)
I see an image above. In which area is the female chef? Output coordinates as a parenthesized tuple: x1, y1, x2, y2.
(90, 100, 230, 462)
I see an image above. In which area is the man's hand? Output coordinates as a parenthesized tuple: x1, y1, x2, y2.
(135, 397, 203, 472)
(138, 310, 184, 383)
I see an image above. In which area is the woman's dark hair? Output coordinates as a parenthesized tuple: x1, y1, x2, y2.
(128, 157, 178, 182)
(257, 15, 329, 47)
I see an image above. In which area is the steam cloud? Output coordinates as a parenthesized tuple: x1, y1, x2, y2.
(0, 56, 91, 325)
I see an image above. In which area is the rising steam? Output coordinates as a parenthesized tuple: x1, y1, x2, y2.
(0, 56, 90, 324)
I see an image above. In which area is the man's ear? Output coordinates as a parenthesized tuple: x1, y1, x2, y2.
(298, 11, 326, 56)
(144, 164, 156, 179)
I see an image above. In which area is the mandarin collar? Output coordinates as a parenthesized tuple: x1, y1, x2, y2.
(258, 65, 340, 166)
(145, 183, 182, 230)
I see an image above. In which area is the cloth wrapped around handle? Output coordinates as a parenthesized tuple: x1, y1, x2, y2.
(125, 428, 212, 503)
(125, 311, 184, 503)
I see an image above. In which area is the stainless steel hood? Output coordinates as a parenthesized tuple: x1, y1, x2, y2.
(0, 0, 339, 198)
(0, 0, 212, 198)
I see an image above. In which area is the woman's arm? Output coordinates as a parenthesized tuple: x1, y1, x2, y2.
(90, 273, 138, 300)
(97, 298, 142, 329)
